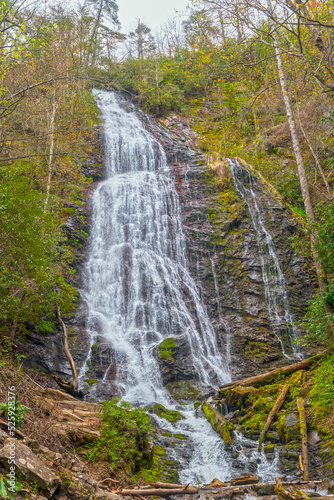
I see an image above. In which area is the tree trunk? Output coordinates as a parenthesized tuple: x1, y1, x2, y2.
(57, 306, 78, 391)
(219, 353, 324, 391)
(297, 398, 310, 480)
(44, 84, 57, 211)
(90, 0, 103, 66)
(271, 17, 333, 322)
(258, 384, 290, 449)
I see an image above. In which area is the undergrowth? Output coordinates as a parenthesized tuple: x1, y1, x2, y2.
(84, 399, 152, 478)
(309, 354, 334, 417)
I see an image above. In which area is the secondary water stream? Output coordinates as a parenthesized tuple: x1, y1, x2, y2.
(229, 159, 302, 359)
(80, 90, 281, 483)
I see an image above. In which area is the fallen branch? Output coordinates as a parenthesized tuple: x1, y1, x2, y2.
(148, 483, 186, 489)
(297, 398, 310, 480)
(99, 478, 120, 485)
(120, 487, 199, 497)
(219, 354, 324, 391)
(122, 480, 322, 498)
(57, 306, 78, 391)
(258, 384, 290, 449)
(0, 419, 25, 439)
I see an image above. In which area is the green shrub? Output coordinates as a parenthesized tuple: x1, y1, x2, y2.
(0, 396, 30, 429)
(309, 355, 334, 416)
(86, 399, 152, 476)
(0, 474, 22, 500)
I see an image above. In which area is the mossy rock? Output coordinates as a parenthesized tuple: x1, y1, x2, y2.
(138, 444, 180, 483)
(278, 412, 301, 443)
(147, 403, 184, 423)
(202, 401, 234, 445)
(279, 442, 301, 473)
(85, 378, 97, 386)
(165, 380, 200, 402)
(158, 338, 176, 360)
(264, 443, 275, 454)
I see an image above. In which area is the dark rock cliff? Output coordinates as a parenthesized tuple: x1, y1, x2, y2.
(145, 116, 314, 385)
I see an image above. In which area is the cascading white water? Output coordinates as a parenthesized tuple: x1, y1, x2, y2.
(80, 90, 280, 483)
(229, 159, 302, 359)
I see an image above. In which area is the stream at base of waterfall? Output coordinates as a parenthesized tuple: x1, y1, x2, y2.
(78, 90, 301, 483)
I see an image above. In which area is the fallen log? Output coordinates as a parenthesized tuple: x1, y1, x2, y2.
(121, 487, 199, 497)
(297, 398, 310, 481)
(148, 483, 186, 489)
(123, 480, 323, 498)
(219, 354, 324, 391)
(258, 384, 290, 449)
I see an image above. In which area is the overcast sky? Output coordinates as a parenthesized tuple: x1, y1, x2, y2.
(118, 0, 189, 33)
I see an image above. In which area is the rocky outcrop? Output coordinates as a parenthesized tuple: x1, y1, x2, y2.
(145, 117, 313, 383)
(0, 439, 60, 498)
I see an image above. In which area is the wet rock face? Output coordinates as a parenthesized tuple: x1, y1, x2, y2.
(146, 118, 313, 381)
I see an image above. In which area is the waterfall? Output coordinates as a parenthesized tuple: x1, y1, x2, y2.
(80, 90, 280, 483)
(229, 159, 302, 359)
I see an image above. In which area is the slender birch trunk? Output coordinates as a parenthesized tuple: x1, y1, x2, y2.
(272, 29, 326, 286)
(44, 84, 57, 211)
(270, 16, 334, 330)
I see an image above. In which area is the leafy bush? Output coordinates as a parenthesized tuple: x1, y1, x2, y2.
(0, 474, 22, 500)
(302, 283, 334, 347)
(0, 396, 30, 429)
(0, 171, 77, 340)
(309, 355, 334, 416)
(301, 199, 334, 348)
(86, 399, 152, 476)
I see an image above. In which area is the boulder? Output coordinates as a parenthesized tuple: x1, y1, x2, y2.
(0, 439, 59, 499)
(307, 430, 321, 445)
(202, 402, 234, 445)
(58, 467, 97, 500)
(225, 386, 256, 410)
(328, 481, 334, 494)
(278, 413, 300, 443)
(254, 483, 276, 495)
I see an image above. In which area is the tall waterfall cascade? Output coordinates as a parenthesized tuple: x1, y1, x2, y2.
(80, 90, 282, 482)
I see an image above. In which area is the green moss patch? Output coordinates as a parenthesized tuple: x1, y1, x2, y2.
(147, 403, 184, 423)
(158, 338, 176, 360)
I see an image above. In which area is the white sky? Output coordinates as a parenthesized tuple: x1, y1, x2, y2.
(118, 0, 189, 33)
